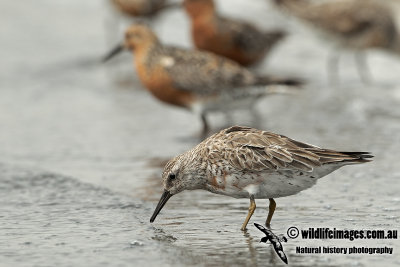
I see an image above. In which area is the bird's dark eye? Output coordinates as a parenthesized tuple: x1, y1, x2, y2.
(169, 173, 176, 180)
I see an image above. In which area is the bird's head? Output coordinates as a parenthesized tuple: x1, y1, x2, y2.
(150, 150, 206, 223)
(102, 24, 159, 62)
(123, 24, 159, 51)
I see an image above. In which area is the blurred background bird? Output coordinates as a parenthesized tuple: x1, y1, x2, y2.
(184, 0, 286, 67)
(110, 0, 180, 18)
(103, 24, 303, 136)
(273, 0, 400, 84)
(104, 0, 181, 88)
(106, 0, 180, 40)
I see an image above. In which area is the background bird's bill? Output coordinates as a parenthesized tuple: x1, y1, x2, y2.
(102, 43, 124, 62)
(150, 190, 172, 222)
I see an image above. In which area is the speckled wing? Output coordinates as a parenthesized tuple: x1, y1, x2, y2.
(160, 46, 257, 95)
(213, 126, 372, 172)
(217, 17, 271, 53)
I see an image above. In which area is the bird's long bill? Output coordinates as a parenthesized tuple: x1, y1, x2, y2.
(102, 43, 124, 62)
(150, 190, 172, 223)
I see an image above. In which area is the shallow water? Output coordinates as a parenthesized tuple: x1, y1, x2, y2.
(1, 0, 400, 266)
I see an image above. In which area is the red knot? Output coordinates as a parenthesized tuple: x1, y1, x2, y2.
(274, 0, 400, 83)
(150, 126, 373, 230)
(103, 24, 302, 135)
(184, 0, 286, 66)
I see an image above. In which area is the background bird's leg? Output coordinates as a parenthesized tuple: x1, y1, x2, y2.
(266, 198, 276, 228)
(241, 195, 256, 231)
(328, 50, 340, 85)
(200, 113, 209, 138)
(355, 51, 372, 84)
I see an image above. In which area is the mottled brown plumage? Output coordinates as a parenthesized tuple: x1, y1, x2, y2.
(209, 125, 371, 172)
(184, 0, 285, 66)
(150, 126, 373, 230)
(274, 0, 400, 83)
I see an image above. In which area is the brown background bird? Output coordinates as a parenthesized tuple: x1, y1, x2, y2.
(184, 0, 286, 66)
(274, 0, 400, 83)
(111, 0, 178, 17)
(103, 24, 302, 134)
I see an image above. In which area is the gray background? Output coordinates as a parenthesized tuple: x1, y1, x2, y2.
(0, 0, 399, 266)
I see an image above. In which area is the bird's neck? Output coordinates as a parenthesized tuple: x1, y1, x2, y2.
(183, 148, 210, 190)
(186, 2, 216, 22)
(134, 41, 161, 65)
(189, 9, 217, 45)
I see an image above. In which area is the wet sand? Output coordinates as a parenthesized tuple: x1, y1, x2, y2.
(0, 0, 399, 266)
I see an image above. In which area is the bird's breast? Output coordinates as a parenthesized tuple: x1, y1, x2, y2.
(134, 55, 195, 108)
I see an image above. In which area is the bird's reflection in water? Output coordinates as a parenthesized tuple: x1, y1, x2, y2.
(243, 230, 258, 266)
(244, 225, 290, 266)
(242, 229, 280, 266)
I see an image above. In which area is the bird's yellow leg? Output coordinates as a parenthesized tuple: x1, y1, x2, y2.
(266, 198, 276, 228)
(241, 195, 256, 231)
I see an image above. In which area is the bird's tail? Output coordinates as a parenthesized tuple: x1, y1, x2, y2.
(256, 75, 304, 86)
(264, 30, 286, 46)
(309, 150, 374, 165)
(338, 151, 374, 163)
(254, 75, 305, 95)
